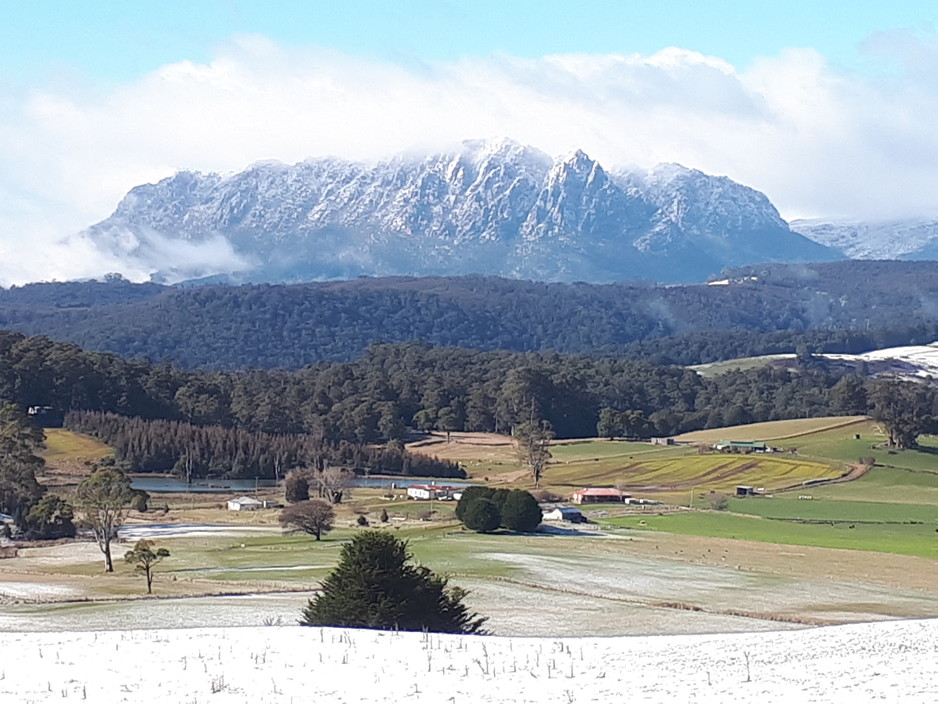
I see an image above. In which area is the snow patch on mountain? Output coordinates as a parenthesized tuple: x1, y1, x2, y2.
(77, 139, 837, 284)
(791, 217, 938, 260)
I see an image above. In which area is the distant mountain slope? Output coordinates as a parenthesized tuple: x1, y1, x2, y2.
(79, 139, 837, 284)
(3, 262, 938, 369)
(791, 217, 938, 260)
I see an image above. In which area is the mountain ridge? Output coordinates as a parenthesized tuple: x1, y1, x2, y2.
(78, 139, 837, 284)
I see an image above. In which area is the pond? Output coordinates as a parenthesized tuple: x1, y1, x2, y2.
(130, 476, 475, 493)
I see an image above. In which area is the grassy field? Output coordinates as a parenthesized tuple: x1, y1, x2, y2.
(688, 354, 792, 377)
(676, 416, 867, 443)
(42, 428, 113, 463)
(600, 510, 938, 558)
(545, 453, 840, 494)
(724, 496, 938, 523)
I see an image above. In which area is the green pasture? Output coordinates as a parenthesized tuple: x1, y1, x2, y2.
(601, 511, 938, 558)
(792, 420, 938, 471)
(788, 466, 938, 505)
(725, 496, 938, 523)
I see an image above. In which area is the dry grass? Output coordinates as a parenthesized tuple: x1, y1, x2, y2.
(42, 429, 113, 463)
(675, 416, 868, 443)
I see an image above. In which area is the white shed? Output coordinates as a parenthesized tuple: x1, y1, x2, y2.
(227, 496, 263, 511)
(542, 506, 585, 523)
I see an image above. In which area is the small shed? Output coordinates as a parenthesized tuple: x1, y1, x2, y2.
(570, 488, 629, 504)
(542, 506, 585, 523)
(227, 496, 264, 511)
(736, 485, 756, 497)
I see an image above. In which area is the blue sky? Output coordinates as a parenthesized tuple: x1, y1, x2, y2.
(3, 1, 934, 85)
(1, 1, 938, 284)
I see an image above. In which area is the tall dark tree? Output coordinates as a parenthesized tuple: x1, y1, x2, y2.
(500, 490, 542, 532)
(24, 494, 75, 540)
(462, 498, 501, 533)
(284, 470, 310, 503)
(0, 403, 45, 522)
(869, 380, 938, 449)
(301, 530, 486, 634)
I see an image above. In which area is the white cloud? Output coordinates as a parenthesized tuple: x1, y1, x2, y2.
(3, 32, 938, 285)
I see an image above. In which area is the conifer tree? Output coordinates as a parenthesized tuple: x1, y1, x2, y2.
(301, 530, 486, 634)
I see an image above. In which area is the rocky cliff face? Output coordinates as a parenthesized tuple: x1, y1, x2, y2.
(82, 139, 837, 284)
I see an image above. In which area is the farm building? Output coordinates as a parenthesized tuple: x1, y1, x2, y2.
(715, 441, 768, 453)
(735, 485, 763, 497)
(542, 506, 586, 523)
(570, 488, 630, 504)
(406, 485, 462, 501)
(227, 496, 264, 511)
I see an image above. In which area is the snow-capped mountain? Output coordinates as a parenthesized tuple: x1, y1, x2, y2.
(791, 217, 938, 260)
(80, 139, 837, 284)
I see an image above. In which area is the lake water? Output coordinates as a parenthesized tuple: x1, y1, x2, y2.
(130, 476, 474, 493)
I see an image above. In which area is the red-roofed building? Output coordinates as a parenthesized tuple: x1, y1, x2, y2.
(570, 488, 629, 505)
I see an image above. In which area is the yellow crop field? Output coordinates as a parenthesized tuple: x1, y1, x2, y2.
(547, 454, 841, 493)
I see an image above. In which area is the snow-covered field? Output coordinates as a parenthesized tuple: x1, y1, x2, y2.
(4, 619, 937, 703)
(825, 343, 938, 379)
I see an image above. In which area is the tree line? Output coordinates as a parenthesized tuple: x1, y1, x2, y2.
(2, 329, 935, 445)
(64, 411, 464, 480)
(4, 262, 938, 368)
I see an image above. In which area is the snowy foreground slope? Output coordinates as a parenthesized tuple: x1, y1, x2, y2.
(5, 620, 937, 703)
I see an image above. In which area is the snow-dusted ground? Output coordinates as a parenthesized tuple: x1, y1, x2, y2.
(824, 343, 938, 379)
(4, 619, 936, 703)
(118, 523, 281, 540)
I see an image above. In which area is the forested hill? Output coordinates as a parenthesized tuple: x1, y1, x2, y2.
(2, 261, 938, 369)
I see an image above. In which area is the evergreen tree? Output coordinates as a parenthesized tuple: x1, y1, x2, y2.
(24, 494, 75, 540)
(301, 530, 486, 634)
(500, 490, 542, 532)
(455, 486, 494, 522)
(0, 403, 46, 522)
(462, 498, 501, 533)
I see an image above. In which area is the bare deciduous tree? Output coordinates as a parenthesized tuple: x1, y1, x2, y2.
(279, 499, 335, 540)
(315, 465, 354, 504)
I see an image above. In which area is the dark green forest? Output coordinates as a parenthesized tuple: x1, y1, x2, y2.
(0, 328, 913, 448)
(2, 261, 938, 368)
